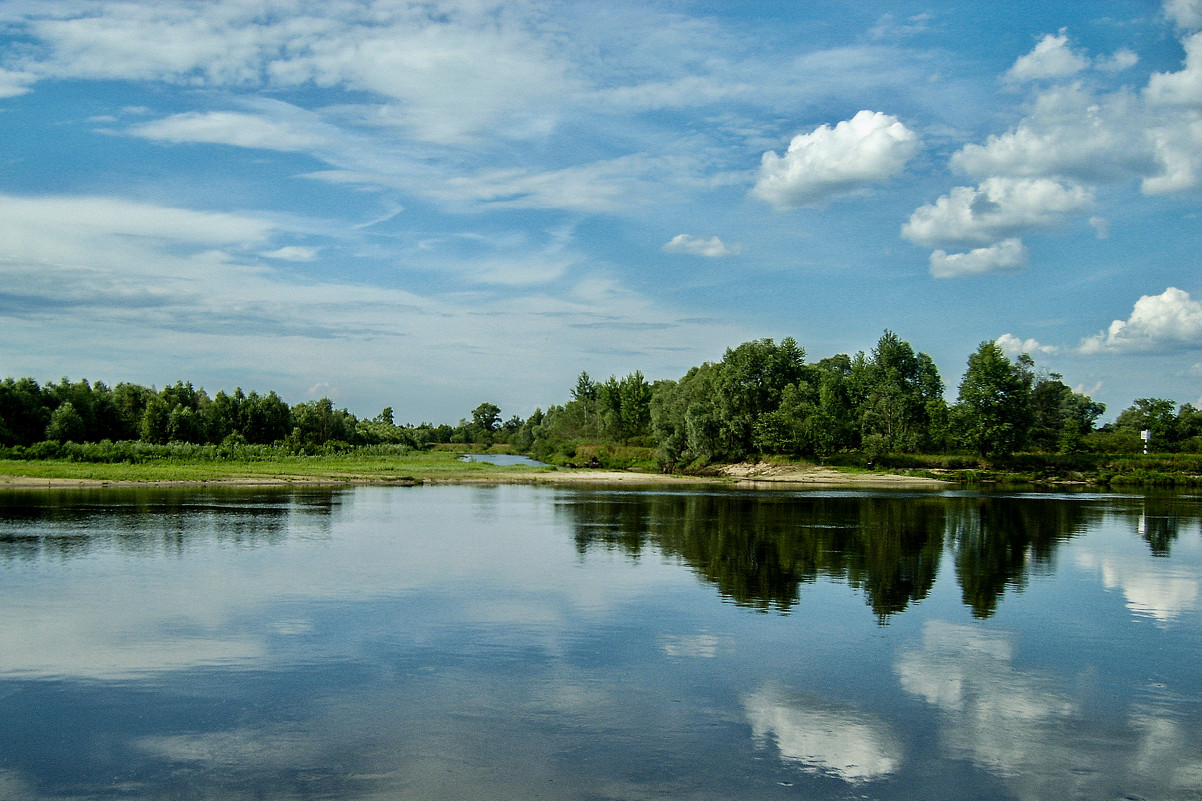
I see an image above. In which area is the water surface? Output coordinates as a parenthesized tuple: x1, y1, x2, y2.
(1, 485, 1199, 800)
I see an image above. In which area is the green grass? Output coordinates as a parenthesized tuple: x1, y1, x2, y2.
(0, 450, 555, 486)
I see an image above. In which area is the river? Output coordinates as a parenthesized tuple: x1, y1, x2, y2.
(1, 485, 1199, 800)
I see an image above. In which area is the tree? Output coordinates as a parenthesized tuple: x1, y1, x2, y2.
(1029, 374, 1104, 452)
(1116, 398, 1178, 449)
(0, 377, 50, 446)
(849, 331, 944, 455)
(290, 398, 357, 447)
(471, 402, 501, 433)
(140, 396, 171, 444)
(45, 401, 86, 442)
(713, 337, 807, 456)
(953, 342, 1034, 457)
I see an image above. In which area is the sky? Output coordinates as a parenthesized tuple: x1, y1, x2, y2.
(2, 0, 1201, 424)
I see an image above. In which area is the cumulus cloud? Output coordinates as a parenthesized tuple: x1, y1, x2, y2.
(1080, 287, 1202, 353)
(1005, 32, 1089, 82)
(996, 333, 1059, 356)
(903, 177, 1092, 249)
(1097, 48, 1140, 73)
(950, 29, 1202, 196)
(929, 239, 1028, 278)
(662, 234, 740, 257)
(1165, 0, 1202, 30)
(1146, 31, 1202, 107)
(1075, 547, 1200, 622)
(751, 110, 919, 208)
(951, 84, 1152, 183)
(744, 686, 902, 783)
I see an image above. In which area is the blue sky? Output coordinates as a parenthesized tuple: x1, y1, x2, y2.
(2, 0, 1201, 423)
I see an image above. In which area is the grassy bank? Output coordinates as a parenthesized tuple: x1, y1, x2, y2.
(0, 449, 555, 487)
(4, 443, 1202, 490)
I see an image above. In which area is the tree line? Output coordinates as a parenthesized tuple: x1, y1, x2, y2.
(3, 331, 1201, 464)
(516, 332, 1200, 466)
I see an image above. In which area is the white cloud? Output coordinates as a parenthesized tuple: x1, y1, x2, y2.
(0, 67, 35, 98)
(1146, 31, 1202, 107)
(1005, 32, 1089, 83)
(660, 633, 723, 658)
(662, 234, 740, 257)
(950, 33, 1202, 196)
(1165, 0, 1202, 30)
(996, 333, 1059, 356)
(12, 1, 575, 144)
(1081, 287, 1202, 353)
(0, 193, 273, 252)
(950, 84, 1151, 184)
(751, 110, 919, 208)
(1089, 216, 1111, 238)
(1076, 547, 1201, 622)
(0, 192, 748, 420)
(744, 686, 902, 783)
(262, 246, 320, 262)
(929, 239, 1028, 278)
(1097, 48, 1139, 73)
(131, 110, 333, 152)
(893, 621, 1202, 800)
(903, 177, 1092, 249)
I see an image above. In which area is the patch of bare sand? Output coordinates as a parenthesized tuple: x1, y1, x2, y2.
(717, 462, 946, 488)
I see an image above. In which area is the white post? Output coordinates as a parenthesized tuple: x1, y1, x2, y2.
(1141, 429, 1151, 455)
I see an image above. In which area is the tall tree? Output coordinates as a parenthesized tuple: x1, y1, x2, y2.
(850, 331, 944, 455)
(713, 337, 807, 456)
(953, 342, 1034, 457)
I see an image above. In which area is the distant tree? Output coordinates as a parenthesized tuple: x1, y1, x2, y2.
(1116, 398, 1179, 449)
(242, 391, 291, 444)
(0, 377, 50, 446)
(167, 404, 204, 443)
(571, 372, 597, 403)
(112, 382, 153, 440)
(849, 331, 944, 456)
(714, 337, 808, 456)
(1029, 373, 1105, 453)
(650, 362, 724, 467)
(45, 401, 87, 442)
(290, 398, 357, 447)
(140, 396, 171, 444)
(471, 402, 501, 433)
(953, 342, 1034, 457)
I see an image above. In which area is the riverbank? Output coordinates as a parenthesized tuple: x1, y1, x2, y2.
(0, 455, 947, 491)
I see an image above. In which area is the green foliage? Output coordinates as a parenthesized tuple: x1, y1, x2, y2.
(953, 342, 1034, 457)
(849, 331, 945, 455)
(45, 401, 86, 443)
(0, 377, 51, 446)
(1028, 372, 1105, 453)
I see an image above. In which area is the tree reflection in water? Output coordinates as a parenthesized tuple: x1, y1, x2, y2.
(561, 490, 1192, 621)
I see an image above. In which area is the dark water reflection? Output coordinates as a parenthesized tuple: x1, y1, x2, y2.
(0, 485, 1199, 800)
(563, 490, 1121, 620)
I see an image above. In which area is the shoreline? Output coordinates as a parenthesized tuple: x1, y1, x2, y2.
(0, 462, 949, 491)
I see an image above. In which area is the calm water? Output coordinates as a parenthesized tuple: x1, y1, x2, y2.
(1, 485, 1199, 800)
